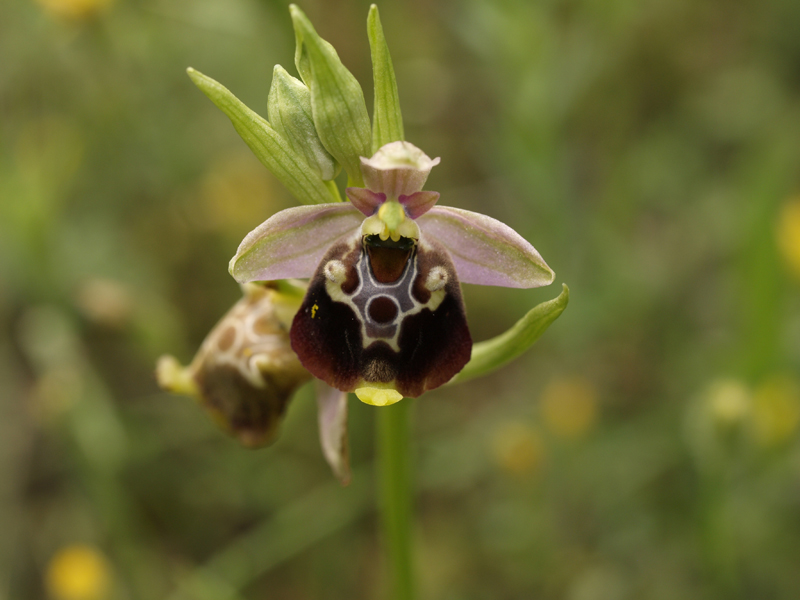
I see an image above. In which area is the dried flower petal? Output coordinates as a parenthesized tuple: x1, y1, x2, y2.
(316, 380, 351, 484)
(157, 282, 311, 447)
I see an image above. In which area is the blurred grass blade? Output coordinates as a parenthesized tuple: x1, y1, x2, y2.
(368, 5, 404, 152)
(291, 5, 371, 187)
(187, 67, 333, 206)
(168, 469, 371, 600)
(452, 284, 569, 383)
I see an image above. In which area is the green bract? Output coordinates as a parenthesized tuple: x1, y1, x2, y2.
(291, 5, 372, 187)
(453, 284, 570, 384)
(187, 68, 334, 206)
(268, 65, 340, 182)
(368, 5, 404, 152)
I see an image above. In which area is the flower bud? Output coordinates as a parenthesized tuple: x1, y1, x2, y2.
(268, 65, 340, 181)
(157, 282, 311, 447)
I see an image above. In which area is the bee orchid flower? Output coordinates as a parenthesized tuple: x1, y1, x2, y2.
(229, 141, 555, 408)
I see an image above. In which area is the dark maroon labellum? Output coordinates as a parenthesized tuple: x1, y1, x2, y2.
(290, 231, 472, 398)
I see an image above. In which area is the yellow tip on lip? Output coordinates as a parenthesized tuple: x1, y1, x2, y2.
(355, 386, 403, 406)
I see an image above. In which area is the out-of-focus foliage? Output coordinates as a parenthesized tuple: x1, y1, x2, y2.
(2, 0, 800, 598)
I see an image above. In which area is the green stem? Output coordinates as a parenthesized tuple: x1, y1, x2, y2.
(376, 400, 414, 600)
(324, 178, 343, 202)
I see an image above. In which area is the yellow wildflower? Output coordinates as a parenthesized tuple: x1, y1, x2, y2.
(706, 378, 751, 426)
(491, 422, 545, 475)
(45, 545, 111, 600)
(752, 375, 800, 446)
(34, 0, 113, 20)
(776, 196, 800, 280)
(540, 376, 598, 439)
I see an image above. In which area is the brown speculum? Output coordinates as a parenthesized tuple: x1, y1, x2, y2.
(364, 234, 415, 284)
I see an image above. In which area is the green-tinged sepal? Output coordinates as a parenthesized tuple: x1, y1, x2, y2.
(368, 5, 404, 152)
(268, 65, 341, 182)
(451, 284, 569, 384)
(187, 67, 334, 206)
(290, 5, 371, 187)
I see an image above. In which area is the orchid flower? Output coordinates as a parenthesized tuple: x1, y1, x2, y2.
(159, 5, 567, 484)
(230, 140, 555, 409)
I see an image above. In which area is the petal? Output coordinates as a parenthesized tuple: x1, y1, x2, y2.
(354, 386, 403, 406)
(229, 203, 364, 283)
(316, 380, 351, 485)
(290, 230, 472, 398)
(417, 206, 555, 288)
(399, 191, 440, 219)
(345, 187, 386, 216)
(360, 141, 441, 198)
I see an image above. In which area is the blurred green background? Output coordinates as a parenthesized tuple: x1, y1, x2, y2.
(3, 0, 800, 598)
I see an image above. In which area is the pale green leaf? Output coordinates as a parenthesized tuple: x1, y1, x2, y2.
(187, 67, 334, 206)
(268, 65, 340, 182)
(290, 5, 371, 187)
(452, 284, 569, 384)
(368, 5, 404, 152)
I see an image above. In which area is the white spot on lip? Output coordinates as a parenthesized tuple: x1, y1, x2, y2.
(425, 266, 448, 291)
(324, 260, 346, 283)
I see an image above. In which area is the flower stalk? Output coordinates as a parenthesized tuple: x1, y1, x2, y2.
(368, 9, 416, 598)
(377, 400, 415, 600)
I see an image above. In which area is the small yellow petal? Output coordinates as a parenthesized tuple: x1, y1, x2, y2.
(355, 386, 403, 406)
(361, 215, 385, 237)
(396, 219, 420, 240)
